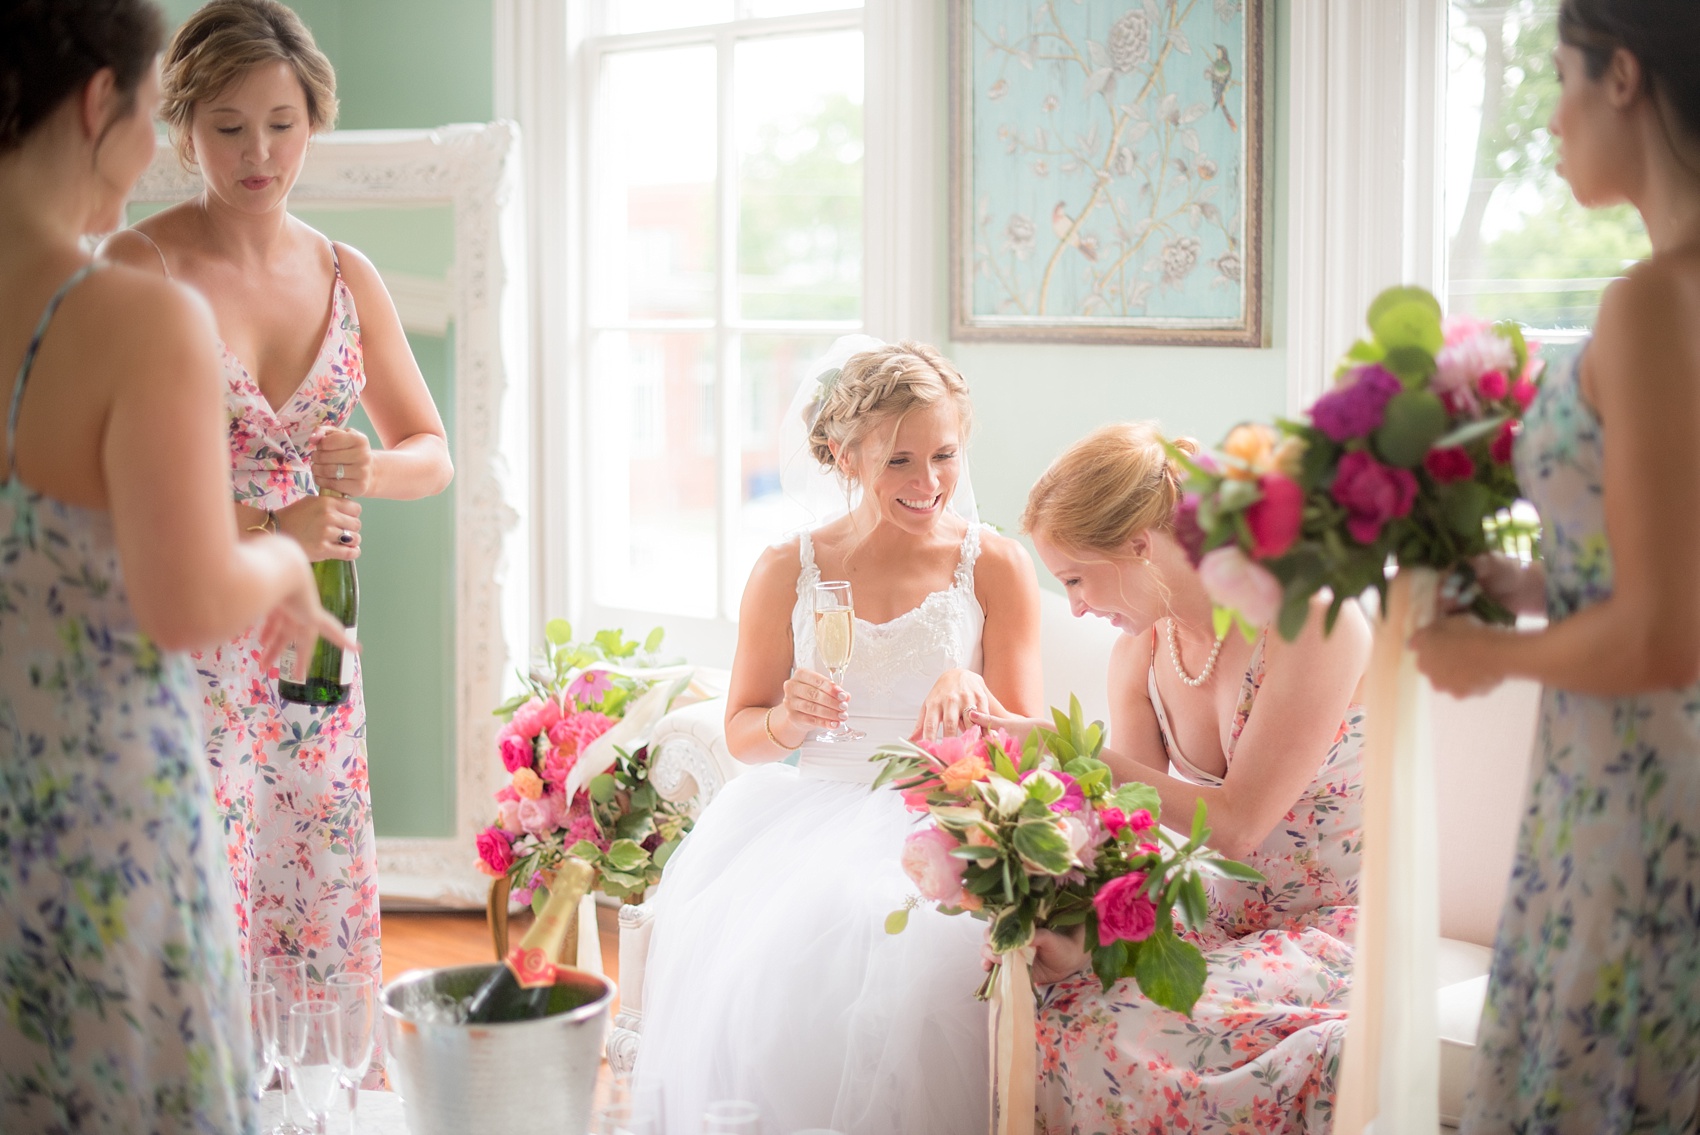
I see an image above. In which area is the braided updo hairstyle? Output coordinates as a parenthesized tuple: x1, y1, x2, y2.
(0, 0, 165, 157)
(1021, 422, 1199, 552)
(807, 342, 973, 480)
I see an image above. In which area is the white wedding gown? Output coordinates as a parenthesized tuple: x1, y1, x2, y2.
(632, 525, 992, 1135)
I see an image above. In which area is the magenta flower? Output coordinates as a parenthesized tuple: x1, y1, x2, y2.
(475, 826, 517, 876)
(1094, 872, 1158, 944)
(1491, 420, 1519, 465)
(1309, 366, 1402, 442)
(1173, 493, 1208, 566)
(1477, 369, 1509, 400)
(1246, 472, 1303, 560)
(499, 729, 536, 774)
(1423, 446, 1475, 484)
(510, 697, 561, 739)
(1021, 768, 1086, 814)
(1331, 450, 1418, 544)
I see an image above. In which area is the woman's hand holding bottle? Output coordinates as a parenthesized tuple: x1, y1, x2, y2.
(252, 535, 359, 672)
(275, 492, 362, 561)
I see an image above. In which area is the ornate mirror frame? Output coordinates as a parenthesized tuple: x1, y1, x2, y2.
(133, 122, 531, 907)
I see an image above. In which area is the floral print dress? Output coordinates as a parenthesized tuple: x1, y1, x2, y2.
(0, 266, 254, 1133)
(1035, 633, 1365, 1134)
(1461, 347, 1700, 1134)
(193, 248, 381, 999)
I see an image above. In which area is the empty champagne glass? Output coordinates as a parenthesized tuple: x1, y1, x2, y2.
(287, 1001, 342, 1135)
(324, 971, 376, 1131)
(248, 979, 279, 1108)
(812, 580, 863, 742)
(703, 1098, 762, 1134)
(257, 955, 309, 1135)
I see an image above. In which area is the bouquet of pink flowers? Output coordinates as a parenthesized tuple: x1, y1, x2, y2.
(873, 699, 1261, 1016)
(1176, 286, 1543, 639)
(475, 621, 695, 908)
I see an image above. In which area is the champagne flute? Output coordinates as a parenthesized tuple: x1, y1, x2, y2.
(812, 580, 863, 742)
(287, 1001, 342, 1135)
(702, 1098, 762, 1134)
(248, 979, 280, 1109)
(325, 971, 376, 1131)
(257, 955, 310, 1135)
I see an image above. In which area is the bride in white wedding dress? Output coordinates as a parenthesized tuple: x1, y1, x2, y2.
(631, 340, 1043, 1134)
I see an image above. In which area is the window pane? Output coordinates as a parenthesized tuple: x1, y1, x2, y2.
(739, 0, 862, 16)
(591, 330, 719, 617)
(736, 31, 863, 321)
(734, 334, 839, 602)
(599, 46, 718, 322)
(1444, 0, 1649, 331)
(604, 0, 732, 35)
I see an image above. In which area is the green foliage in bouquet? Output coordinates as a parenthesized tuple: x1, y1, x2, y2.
(1173, 286, 1544, 641)
(873, 697, 1262, 1017)
(478, 621, 694, 907)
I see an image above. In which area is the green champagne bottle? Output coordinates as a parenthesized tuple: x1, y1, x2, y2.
(278, 492, 359, 707)
(463, 858, 597, 1024)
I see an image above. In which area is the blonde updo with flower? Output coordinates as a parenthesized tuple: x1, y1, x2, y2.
(807, 342, 973, 479)
(1022, 422, 1199, 552)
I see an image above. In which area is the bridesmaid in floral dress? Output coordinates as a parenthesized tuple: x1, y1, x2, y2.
(104, 0, 452, 1004)
(1, 2, 347, 1127)
(1416, 3, 1700, 1130)
(982, 423, 1370, 1133)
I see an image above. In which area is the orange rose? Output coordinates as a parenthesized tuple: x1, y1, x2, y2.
(957, 892, 984, 912)
(941, 755, 990, 793)
(511, 766, 545, 800)
(1221, 423, 1276, 481)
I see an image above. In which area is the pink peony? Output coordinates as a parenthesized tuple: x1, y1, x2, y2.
(1198, 546, 1283, 627)
(1094, 872, 1158, 944)
(510, 697, 561, 739)
(499, 729, 536, 774)
(1477, 369, 1509, 400)
(1246, 472, 1303, 560)
(1423, 446, 1475, 484)
(901, 828, 968, 905)
(496, 797, 521, 831)
(1491, 420, 1519, 465)
(550, 710, 616, 756)
(1309, 365, 1401, 442)
(1434, 329, 1515, 419)
(1331, 450, 1418, 545)
(517, 794, 555, 837)
(542, 745, 577, 787)
(475, 827, 516, 876)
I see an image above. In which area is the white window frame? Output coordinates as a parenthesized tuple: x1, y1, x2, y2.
(497, 0, 940, 668)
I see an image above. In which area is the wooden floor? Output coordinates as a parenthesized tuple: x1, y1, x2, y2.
(380, 903, 623, 1015)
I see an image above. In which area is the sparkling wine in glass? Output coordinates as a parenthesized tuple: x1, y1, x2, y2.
(288, 1001, 342, 1135)
(325, 971, 376, 1131)
(257, 955, 310, 1135)
(812, 580, 864, 742)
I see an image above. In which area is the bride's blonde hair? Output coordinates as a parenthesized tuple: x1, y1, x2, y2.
(1022, 422, 1198, 551)
(807, 342, 972, 482)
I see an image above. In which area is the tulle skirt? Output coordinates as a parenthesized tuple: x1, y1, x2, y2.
(631, 763, 990, 1135)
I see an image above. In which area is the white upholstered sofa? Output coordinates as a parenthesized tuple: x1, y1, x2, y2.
(610, 590, 1540, 1130)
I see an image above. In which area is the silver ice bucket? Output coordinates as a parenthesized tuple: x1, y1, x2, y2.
(383, 964, 613, 1135)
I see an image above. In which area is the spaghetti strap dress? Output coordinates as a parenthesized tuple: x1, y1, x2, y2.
(1460, 346, 1700, 1133)
(187, 244, 382, 994)
(0, 265, 254, 1133)
(1033, 631, 1366, 1133)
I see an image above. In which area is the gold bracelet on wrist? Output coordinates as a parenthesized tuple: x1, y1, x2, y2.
(243, 509, 276, 535)
(764, 706, 789, 750)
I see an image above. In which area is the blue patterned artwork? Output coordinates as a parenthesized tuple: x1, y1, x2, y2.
(951, 0, 1267, 345)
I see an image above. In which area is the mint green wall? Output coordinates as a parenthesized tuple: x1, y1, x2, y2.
(149, 0, 494, 838)
(945, 2, 1292, 543)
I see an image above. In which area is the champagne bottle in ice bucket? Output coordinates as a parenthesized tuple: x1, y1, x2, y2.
(463, 857, 596, 1024)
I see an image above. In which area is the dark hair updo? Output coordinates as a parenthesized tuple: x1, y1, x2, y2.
(0, 0, 166, 156)
(1559, 0, 1700, 147)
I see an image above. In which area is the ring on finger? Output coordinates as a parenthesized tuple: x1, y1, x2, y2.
(339, 530, 354, 545)
(336, 463, 346, 482)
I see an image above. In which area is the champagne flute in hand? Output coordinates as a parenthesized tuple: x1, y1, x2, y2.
(812, 581, 864, 742)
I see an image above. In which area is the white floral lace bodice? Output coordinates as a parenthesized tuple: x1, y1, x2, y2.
(789, 525, 987, 782)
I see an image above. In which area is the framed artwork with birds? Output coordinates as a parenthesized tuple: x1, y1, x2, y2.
(950, 0, 1270, 346)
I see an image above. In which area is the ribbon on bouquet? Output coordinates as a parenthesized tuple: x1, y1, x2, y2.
(1334, 567, 1441, 1135)
(988, 944, 1037, 1135)
(559, 664, 716, 805)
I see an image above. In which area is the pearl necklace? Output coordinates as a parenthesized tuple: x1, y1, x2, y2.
(1166, 618, 1225, 687)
